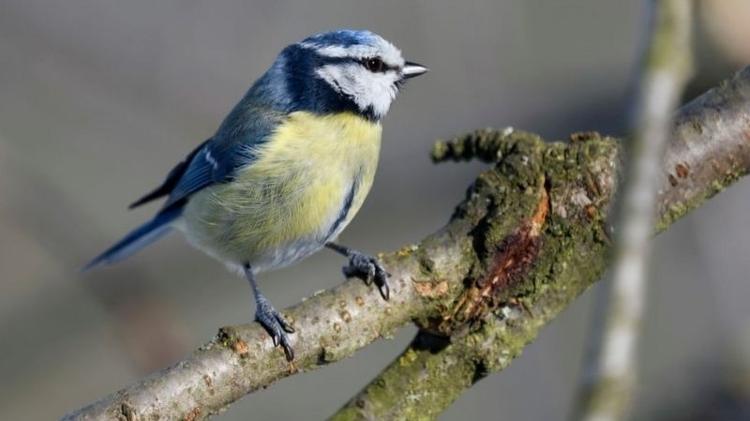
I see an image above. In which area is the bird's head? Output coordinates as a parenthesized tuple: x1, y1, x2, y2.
(255, 30, 428, 121)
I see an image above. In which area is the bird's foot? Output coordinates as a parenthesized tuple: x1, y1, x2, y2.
(342, 250, 390, 300)
(255, 296, 295, 361)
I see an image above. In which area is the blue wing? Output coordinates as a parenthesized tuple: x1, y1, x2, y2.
(159, 138, 251, 209)
(127, 137, 253, 211)
(130, 105, 285, 210)
(128, 140, 209, 209)
(86, 77, 289, 270)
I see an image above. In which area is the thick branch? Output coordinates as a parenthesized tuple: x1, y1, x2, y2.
(64, 66, 750, 421)
(332, 66, 750, 419)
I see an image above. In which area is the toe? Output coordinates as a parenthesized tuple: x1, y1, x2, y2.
(261, 321, 294, 360)
(341, 251, 392, 300)
(342, 264, 363, 281)
(275, 312, 295, 333)
(377, 281, 390, 301)
(366, 261, 376, 282)
(280, 336, 294, 361)
(256, 304, 296, 359)
(374, 272, 390, 301)
(372, 262, 390, 301)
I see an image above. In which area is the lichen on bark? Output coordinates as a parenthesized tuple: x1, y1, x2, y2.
(333, 67, 750, 420)
(334, 129, 620, 419)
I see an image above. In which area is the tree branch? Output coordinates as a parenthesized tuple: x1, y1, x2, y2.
(64, 66, 750, 421)
(576, 1, 693, 420)
(332, 63, 750, 419)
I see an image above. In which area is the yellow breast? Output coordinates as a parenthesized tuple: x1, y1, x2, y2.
(182, 111, 381, 269)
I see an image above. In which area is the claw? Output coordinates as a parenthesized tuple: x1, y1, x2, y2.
(341, 250, 391, 301)
(246, 266, 296, 361)
(276, 314, 295, 333)
(280, 340, 294, 361)
(374, 268, 390, 300)
(255, 300, 295, 361)
(378, 282, 390, 301)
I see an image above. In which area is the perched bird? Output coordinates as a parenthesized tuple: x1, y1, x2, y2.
(85, 29, 428, 360)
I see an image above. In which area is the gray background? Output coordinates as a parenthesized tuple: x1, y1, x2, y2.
(1, 1, 749, 419)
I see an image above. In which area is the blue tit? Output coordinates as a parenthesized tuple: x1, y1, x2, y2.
(85, 29, 428, 360)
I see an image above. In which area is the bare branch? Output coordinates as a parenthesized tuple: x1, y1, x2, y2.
(64, 65, 750, 421)
(576, 1, 694, 420)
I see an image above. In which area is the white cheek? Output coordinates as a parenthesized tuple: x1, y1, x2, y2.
(316, 64, 398, 119)
(365, 72, 399, 117)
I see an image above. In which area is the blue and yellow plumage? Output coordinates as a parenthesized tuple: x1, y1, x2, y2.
(181, 111, 382, 272)
(85, 29, 427, 360)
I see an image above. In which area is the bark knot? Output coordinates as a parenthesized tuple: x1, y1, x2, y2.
(438, 185, 549, 334)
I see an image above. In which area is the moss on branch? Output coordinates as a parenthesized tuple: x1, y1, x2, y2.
(333, 67, 750, 420)
(333, 130, 619, 419)
(66, 67, 750, 421)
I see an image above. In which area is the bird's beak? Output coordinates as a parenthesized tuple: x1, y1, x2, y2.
(402, 61, 429, 79)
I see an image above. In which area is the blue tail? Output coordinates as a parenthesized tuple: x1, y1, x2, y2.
(83, 206, 182, 271)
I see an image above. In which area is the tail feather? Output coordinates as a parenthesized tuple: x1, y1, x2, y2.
(83, 206, 182, 271)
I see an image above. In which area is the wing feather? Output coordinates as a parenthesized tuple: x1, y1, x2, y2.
(129, 140, 209, 209)
(128, 105, 283, 210)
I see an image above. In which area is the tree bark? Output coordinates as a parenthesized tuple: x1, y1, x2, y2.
(332, 65, 750, 419)
(64, 66, 750, 421)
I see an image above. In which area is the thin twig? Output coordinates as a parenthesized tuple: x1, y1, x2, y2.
(575, 1, 693, 420)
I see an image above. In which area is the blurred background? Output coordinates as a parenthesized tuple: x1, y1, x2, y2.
(1, 0, 749, 419)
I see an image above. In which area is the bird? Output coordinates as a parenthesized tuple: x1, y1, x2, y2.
(84, 29, 428, 360)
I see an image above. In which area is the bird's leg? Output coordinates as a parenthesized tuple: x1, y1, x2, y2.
(325, 243, 390, 300)
(244, 264, 295, 361)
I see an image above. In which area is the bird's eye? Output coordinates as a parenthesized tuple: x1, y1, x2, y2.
(363, 57, 386, 73)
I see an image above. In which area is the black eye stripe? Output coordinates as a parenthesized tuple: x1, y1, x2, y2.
(360, 57, 397, 73)
(313, 53, 398, 73)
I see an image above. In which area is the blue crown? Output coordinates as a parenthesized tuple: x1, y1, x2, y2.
(301, 29, 378, 48)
